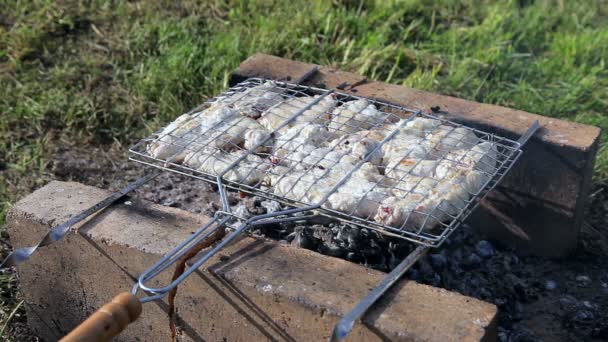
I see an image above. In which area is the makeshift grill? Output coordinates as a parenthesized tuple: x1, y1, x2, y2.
(126, 78, 534, 341)
(3, 76, 539, 342)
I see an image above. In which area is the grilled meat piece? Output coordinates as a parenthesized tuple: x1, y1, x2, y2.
(395, 117, 442, 137)
(324, 178, 390, 219)
(435, 141, 498, 177)
(147, 113, 203, 162)
(425, 125, 479, 157)
(215, 81, 284, 119)
(149, 105, 273, 161)
(259, 95, 336, 134)
(385, 158, 439, 180)
(147, 105, 238, 162)
(273, 123, 334, 159)
(184, 150, 269, 185)
(374, 194, 427, 229)
(327, 130, 385, 165)
(328, 99, 388, 135)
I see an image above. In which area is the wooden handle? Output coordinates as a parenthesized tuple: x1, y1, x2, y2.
(60, 292, 142, 342)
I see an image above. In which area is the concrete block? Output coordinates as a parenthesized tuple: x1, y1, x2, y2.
(8, 181, 498, 341)
(231, 53, 602, 256)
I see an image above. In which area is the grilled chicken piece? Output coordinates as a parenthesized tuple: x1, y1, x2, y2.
(273, 123, 334, 159)
(273, 158, 389, 217)
(286, 148, 350, 171)
(376, 160, 487, 231)
(327, 160, 383, 184)
(183, 150, 269, 185)
(215, 81, 284, 119)
(278, 141, 382, 182)
(379, 119, 442, 165)
(393, 161, 490, 232)
(243, 128, 273, 153)
(425, 125, 479, 157)
(385, 158, 439, 180)
(382, 137, 431, 166)
(435, 142, 498, 179)
(148, 105, 272, 161)
(390, 175, 439, 197)
(378, 118, 446, 163)
(273, 169, 336, 203)
(147, 105, 237, 162)
(324, 177, 390, 219)
(375, 177, 470, 232)
(205, 113, 269, 150)
(395, 117, 442, 137)
(258, 95, 336, 134)
(263, 165, 292, 189)
(328, 99, 388, 135)
(147, 113, 202, 162)
(327, 130, 385, 165)
(374, 194, 426, 229)
(183, 108, 270, 154)
(412, 179, 470, 227)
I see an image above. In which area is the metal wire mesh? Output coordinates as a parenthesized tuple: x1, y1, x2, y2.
(129, 78, 522, 247)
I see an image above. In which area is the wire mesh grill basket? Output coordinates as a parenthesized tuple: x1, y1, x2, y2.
(129, 78, 522, 247)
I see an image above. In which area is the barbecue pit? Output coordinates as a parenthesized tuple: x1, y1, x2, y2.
(126, 77, 533, 341)
(4, 75, 537, 341)
(9, 54, 596, 340)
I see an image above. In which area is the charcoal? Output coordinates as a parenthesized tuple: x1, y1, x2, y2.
(387, 253, 401, 270)
(244, 196, 266, 215)
(576, 275, 592, 287)
(465, 253, 482, 268)
(545, 280, 557, 291)
(291, 227, 317, 250)
(592, 324, 608, 339)
(429, 253, 447, 269)
(508, 326, 540, 342)
(572, 310, 595, 323)
(162, 199, 177, 207)
(475, 240, 495, 258)
(320, 241, 347, 258)
(498, 329, 508, 342)
(559, 295, 578, 310)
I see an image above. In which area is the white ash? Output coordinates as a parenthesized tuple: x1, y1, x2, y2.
(260, 200, 282, 214)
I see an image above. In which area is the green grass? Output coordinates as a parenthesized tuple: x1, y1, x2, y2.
(0, 0, 607, 336)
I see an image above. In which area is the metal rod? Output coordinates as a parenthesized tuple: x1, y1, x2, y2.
(294, 66, 319, 84)
(329, 246, 429, 342)
(133, 203, 320, 300)
(134, 216, 229, 293)
(518, 120, 541, 145)
(1, 172, 159, 268)
(136, 217, 226, 282)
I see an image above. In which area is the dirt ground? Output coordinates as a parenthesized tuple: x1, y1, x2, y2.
(3, 143, 608, 341)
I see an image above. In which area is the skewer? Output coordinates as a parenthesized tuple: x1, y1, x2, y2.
(0, 171, 159, 268)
